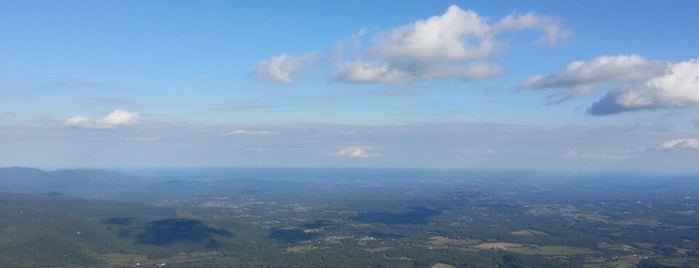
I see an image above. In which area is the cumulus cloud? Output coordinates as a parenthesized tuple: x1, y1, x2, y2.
(658, 138, 699, 150)
(221, 130, 279, 136)
(254, 53, 318, 84)
(524, 55, 699, 113)
(588, 58, 699, 115)
(329, 147, 380, 158)
(370, 6, 494, 63)
(523, 55, 664, 89)
(522, 55, 666, 103)
(334, 5, 569, 83)
(64, 109, 140, 129)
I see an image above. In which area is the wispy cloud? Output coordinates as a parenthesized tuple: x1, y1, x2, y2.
(329, 147, 380, 158)
(333, 5, 569, 84)
(254, 53, 318, 84)
(657, 138, 699, 150)
(221, 130, 279, 136)
(64, 109, 140, 129)
(494, 12, 571, 45)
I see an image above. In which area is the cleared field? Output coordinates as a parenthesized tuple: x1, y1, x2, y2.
(428, 236, 480, 247)
(286, 245, 318, 253)
(431, 263, 456, 268)
(98, 253, 149, 265)
(508, 245, 598, 255)
(510, 229, 548, 236)
(364, 246, 392, 253)
(472, 242, 523, 249)
(471, 243, 598, 256)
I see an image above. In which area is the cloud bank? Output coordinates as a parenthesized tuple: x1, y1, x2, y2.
(6, 122, 699, 171)
(64, 109, 140, 129)
(333, 6, 569, 84)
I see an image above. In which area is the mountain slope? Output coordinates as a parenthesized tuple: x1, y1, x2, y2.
(0, 167, 143, 199)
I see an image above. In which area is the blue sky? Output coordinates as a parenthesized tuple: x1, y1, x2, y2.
(1, 1, 699, 171)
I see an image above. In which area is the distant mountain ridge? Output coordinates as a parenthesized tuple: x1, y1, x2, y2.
(0, 166, 142, 199)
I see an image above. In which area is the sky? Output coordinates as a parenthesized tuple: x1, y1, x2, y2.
(1, 1, 699, 172)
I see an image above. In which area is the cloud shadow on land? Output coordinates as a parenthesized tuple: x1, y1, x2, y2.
(352, 206, 441, 225)
(268, 228, 320, 243)
(135, 218, 232, 248)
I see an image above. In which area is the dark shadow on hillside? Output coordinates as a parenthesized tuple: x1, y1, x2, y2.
(136, 218, 232, 247)
(268, 228, 319, 243)
(352, 207, 440, 225)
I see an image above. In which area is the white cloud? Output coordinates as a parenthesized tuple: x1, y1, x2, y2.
(658, 138, 699, 150)
(221, 130, 279, 136)
(101, 109, 140, 126)
(334, 5, 569, 84)
(370, 6, 495, 62)
(254, 53, 318, 84)
(523, 55, 663, 89)
(64, 109, 140, 129)
(329, 147, 380, 158)
(63, 116, 92, 127)
(588, 58, 699, 115)
(334, 61, 412, 83)
(333, 61, 503, 83)
(523, 55, 699, 113)
(495, 12, 571, 45)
